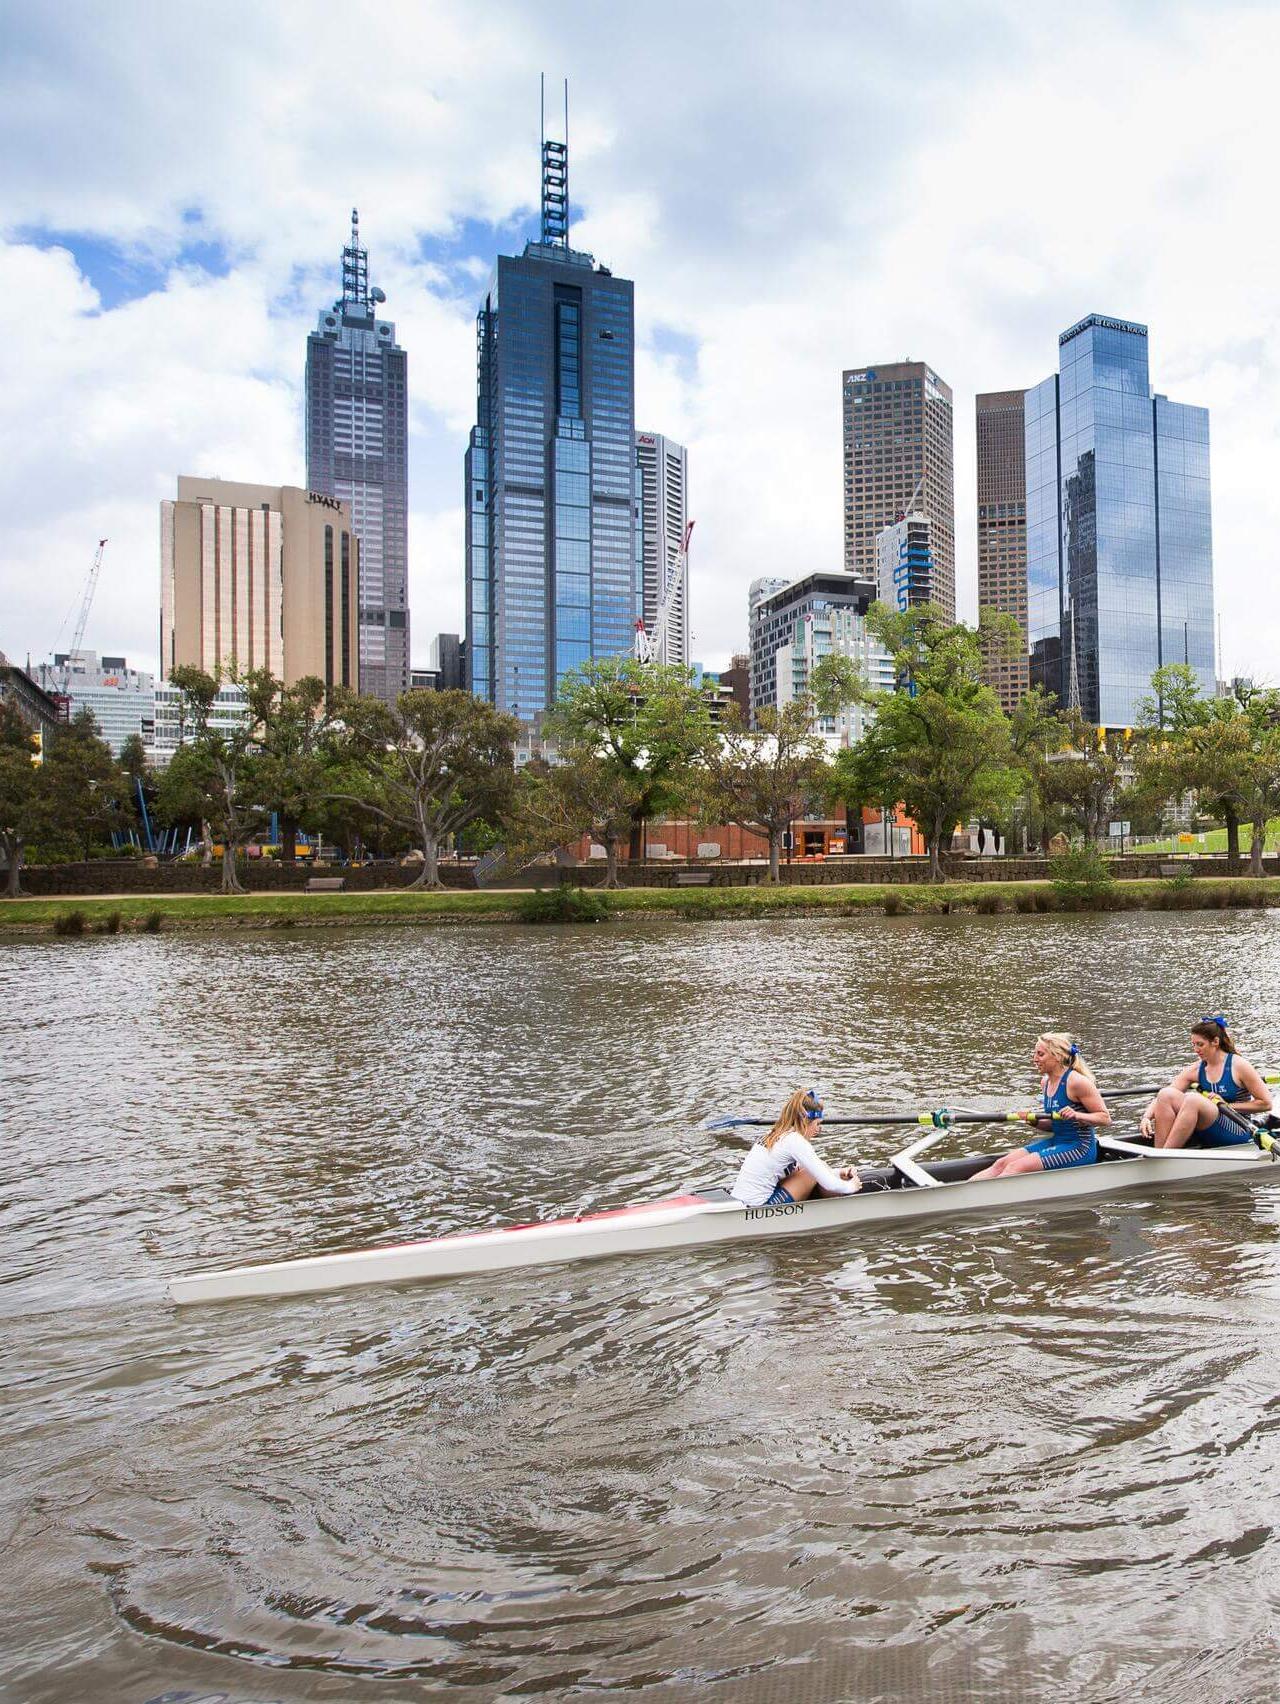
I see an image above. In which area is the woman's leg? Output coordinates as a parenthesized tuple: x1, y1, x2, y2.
(972, 1148, 1042, 1180)
(1153, 1085, 1186, 1145)
(1160, 1091, 1218, 1149)
(782, 1167, 819, 1200)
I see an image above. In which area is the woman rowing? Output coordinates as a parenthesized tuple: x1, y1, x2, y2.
(730, 1088, 863, 1207)
(972, 1032, 1111, 1179)
(1139, 1015, 1272, 1148)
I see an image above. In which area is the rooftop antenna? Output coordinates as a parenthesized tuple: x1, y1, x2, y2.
(342, 206, 369, 306)
(540, 74, 569, 248)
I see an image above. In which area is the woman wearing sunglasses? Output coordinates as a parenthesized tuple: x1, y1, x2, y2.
(730, 1088, 863, 1207)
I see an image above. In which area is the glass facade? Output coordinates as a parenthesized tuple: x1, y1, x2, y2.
(306, 213, 409, 704)
(466, 233, 637, 721)
(1026, 315, 1214, 728)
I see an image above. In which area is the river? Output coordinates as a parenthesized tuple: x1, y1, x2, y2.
(3, 912, 1280, 1702)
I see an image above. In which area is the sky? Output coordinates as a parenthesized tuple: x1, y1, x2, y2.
(3, 0, 1280, 682)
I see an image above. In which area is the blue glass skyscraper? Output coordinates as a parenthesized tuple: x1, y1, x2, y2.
(1025, 314, 1214, 728)
(306, 212, 409, 703)
(465, 128, 636, 720)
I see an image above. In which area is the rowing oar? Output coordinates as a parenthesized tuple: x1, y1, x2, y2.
(701, 1107, 1045, 1138)
(703, 1073, 1280, 1131)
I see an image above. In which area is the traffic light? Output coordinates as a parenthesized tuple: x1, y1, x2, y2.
(29, 728, 43, 767)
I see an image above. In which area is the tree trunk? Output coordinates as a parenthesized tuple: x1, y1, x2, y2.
(408, 827, 445, 891)
(4, 839, 23, 897)
(282, 815, 297, 867)
(200, 820, 214, 867)
(928, 829, 943, 882)
(1225, 807, 1241, 874)
(221, 842, 245, 893)
(1249, 812, 1266, 877)
(768, 830, 782, 883)
(603, 832, 623, 890)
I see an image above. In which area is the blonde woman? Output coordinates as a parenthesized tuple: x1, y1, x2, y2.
(730, 1088, 863, 1207)
(973, 1033, 1111, 1180)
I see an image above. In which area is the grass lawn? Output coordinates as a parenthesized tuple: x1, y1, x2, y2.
(3, 875, 1279, 933)
(1136, 818, 1280, 856)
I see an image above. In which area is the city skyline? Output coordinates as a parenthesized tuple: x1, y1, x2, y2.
(4, 2, 1279, 690)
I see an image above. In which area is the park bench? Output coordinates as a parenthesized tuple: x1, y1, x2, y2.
(305, 875, 346, 893)
(673, 870, 713, 886)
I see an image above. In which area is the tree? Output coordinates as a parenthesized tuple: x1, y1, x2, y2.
(828, 604, 1021, 880)
(0, 702, 47, 896)
(331, 689, 519, 889)
(254, 675, 331, 864)
(547, 658, 713, 857)
(511, 749, 642, 889)
(43, 709, 128, 858)
(153, 665, 270, 893)
(699, 700, 829, 882)
(1029, 710, 1123, 848)
(1136, 668, 1280, 875)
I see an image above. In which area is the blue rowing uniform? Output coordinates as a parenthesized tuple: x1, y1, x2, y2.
(1194, 1054, 1254, 1146)
(1025, 1070, 1098, 1169)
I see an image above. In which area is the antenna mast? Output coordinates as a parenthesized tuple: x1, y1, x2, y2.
(540, 76, 569, 248)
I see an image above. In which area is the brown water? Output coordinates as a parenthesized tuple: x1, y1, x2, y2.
(3, 912, 1280, 1703)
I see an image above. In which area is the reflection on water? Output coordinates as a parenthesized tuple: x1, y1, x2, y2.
(3, 912, 1280, 1701)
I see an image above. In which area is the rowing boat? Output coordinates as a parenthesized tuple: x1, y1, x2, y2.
(168, 1125, 1279, 1306)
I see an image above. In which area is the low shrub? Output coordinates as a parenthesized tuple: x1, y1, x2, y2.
(142, 910, 164, 933)
(97, 911, 122, 934)
(881, 891, 903, 916)
(976, 892, 1001, 915)
(1014, 891, 1037, 913)
(1049, 845, 1114, 908)
(517, 885, 609, 925)
(52, 909, 87, 937)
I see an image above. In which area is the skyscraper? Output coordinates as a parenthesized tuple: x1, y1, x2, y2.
(875, 513, 937, 612)
(1026, 314, 1214, 728)
(976, 389, 1029, 714)
(635, 431, 689, 669)
(466, 119, 636, 720)
(160, 478, 359, 693)
(306, 212, 409, 703)
(842, 360, 955, 620)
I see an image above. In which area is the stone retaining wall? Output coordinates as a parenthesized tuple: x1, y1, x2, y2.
(11, 852, 1274, 896)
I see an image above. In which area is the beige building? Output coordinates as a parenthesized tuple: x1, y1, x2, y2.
(160, 477, 359, 692)
(842, 360, 955, 621)
(975, 390, 1029, 713)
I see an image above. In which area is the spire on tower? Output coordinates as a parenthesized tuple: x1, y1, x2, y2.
(540, 75, 569, 248)
(341, 207, 369, 306)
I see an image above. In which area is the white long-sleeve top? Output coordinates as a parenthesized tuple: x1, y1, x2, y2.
(731, 1132, 862, 1206)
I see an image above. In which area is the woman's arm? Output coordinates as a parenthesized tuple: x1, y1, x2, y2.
(786, 1133, 862, 1195)
(1057, 1071, 1111, 1127)
(1232, 1059, 1273, 1113)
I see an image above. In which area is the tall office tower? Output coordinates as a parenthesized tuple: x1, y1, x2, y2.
(466, 119, 637, 720)
(634, 431, 689, 668)
(160, 477, 359, 692)
(875, 513, 937, 612)
(1026, 314, 1215, 728)
(306, 211, 408, 703)
(975, 390, 1029, 714)
(842, 361, 955, 620)
(748, 570, 892, 725)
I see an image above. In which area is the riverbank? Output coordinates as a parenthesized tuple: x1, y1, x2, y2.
(2, 875, 1278, 934)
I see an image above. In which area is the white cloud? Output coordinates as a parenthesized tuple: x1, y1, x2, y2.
(2, 0, 1279, 682)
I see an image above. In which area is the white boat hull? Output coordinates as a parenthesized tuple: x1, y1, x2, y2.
(170, 1142, 1276, 1307)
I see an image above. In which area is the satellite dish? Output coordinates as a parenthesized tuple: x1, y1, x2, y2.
(371, 286, 386, 304)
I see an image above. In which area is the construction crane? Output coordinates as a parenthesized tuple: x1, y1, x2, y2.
(633, 520, 693, 666)
(57, 539, 107, 699)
